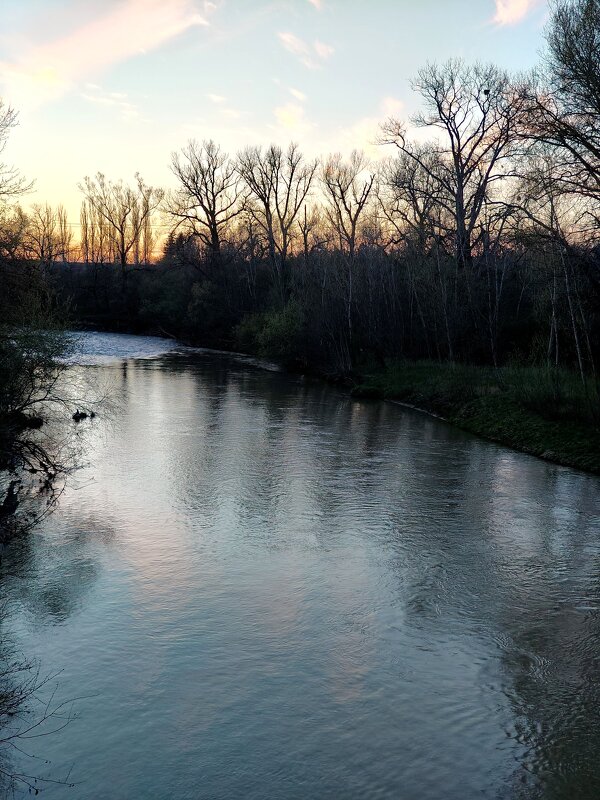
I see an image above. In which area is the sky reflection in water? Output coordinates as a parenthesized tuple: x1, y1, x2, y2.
(2, 338, 600, 799)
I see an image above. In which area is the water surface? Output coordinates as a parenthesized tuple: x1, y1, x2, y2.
(2, 333, 600, 799)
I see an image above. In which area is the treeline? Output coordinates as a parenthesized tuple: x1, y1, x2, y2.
(3, 0, 600, 382)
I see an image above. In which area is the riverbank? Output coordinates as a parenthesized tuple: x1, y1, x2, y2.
(351, 361, 600, 475)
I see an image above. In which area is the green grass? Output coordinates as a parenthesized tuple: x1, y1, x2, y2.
(352, 361, 600, 474)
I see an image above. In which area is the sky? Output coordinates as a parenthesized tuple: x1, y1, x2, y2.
(0, 0, 549, 224)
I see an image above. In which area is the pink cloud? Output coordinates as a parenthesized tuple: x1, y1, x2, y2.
(278, 32, 334, 69)
(1, 0, 213, 107)
(493, 0, 542, 25)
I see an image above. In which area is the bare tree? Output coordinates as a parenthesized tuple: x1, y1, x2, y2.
(0, 645, 80, 796)
(26, 204, 72, 267)
(26, 204, 59, 267)
(0, 101, 31, 201)
(0, 205, 29, 261)
(80, 198, 113, 266)
(377, 152, 456, 359)
(237, 143, 317, 300)
(297, 204, 328, 261)
(321, 151, 375, 258)
(517, 0, 600, 226)
(378, 150, 449, 253)
(167, 140, 243, 265)
(56, 205, 72, 263)
(79, 173, 163, 286)
(381, 60, 523, 269)
(321, 151, 375, 356)
(514, 151, 595, 378)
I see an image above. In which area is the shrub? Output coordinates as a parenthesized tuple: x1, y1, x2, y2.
(235, 302, 306, 363)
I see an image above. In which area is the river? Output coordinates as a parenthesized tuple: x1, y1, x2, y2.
(1, 332, 600, 799)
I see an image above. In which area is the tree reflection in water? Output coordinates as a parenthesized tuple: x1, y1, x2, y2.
(2, 349, 600, 799)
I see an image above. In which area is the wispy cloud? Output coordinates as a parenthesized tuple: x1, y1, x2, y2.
(289, 87, 307, 102)
(0, 0, 214, 108)
(308, 0, 322, 9)
(314, 41, 334, 60)
(278, 33, 311, 65)
(278, 32, 334, 69)
(81, 85, 140, 120)
(206, 93, 241, 118)
(492, 0, 542, 25)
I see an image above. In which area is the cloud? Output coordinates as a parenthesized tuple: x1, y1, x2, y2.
(314, 41, 334, 60)
(206, 93, 241, 118)
(81, 85, 140, 120)
(278, 32, 334, 69)
(289, 87, 307, 102)
(0, 0, 214, 108)
(492, 0, 541, 25)
(326, 96, 405, 159)
(278, 32, 310, 61)
(307, 0, 322, 8)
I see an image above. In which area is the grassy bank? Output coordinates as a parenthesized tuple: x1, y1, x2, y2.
(352, 362, 600, 474)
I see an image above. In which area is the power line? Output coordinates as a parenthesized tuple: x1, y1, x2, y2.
(63, 221, 174, 229)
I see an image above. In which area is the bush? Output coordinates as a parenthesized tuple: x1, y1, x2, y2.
(234, 302, 306, 363)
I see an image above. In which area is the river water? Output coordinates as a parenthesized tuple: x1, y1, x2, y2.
(2, 332, 600, 799)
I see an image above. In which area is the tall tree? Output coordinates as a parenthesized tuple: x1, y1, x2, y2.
(321, 150, 375, 353)
(519, 0, 600, 219)
(381, 60, 523, 269)
(79, 172, 163, 286)
(27, 204, 72, 267)
(321, 151, 375, 259)
(167, 139, 243, 265)
(237, 143, 317, 300)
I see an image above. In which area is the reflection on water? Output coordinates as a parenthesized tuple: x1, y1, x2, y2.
(62, 330, 180, 365)
(1, 341, 600, 799)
